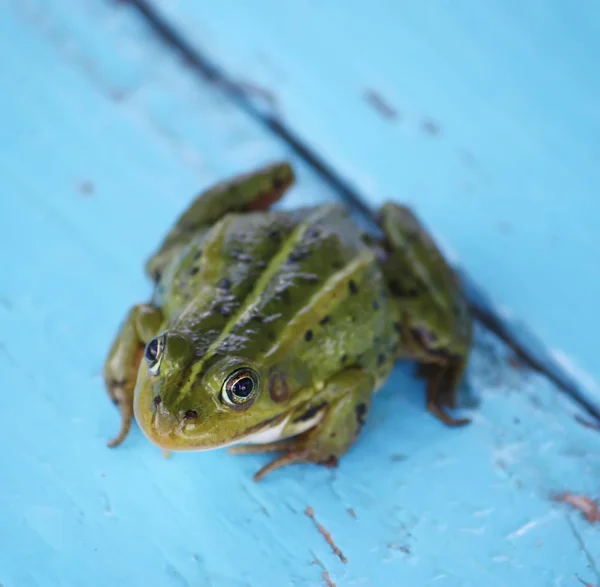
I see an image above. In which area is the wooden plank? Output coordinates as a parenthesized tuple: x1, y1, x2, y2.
(0, 2, 598, 587)
(145, 0, 600, 407)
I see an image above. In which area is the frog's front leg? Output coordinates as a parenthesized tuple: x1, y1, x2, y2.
(229, 369, 374, 482)
(103, 303, 164, 447)
(145, 161, 295, 282)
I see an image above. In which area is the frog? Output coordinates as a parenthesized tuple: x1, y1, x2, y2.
(103, 161, 473, 481)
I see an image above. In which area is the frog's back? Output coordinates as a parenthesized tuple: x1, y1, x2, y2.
(155, 203, 397, 387)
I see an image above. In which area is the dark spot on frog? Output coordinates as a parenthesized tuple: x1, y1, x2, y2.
(269, 372, 290, 403)
(348, 280, 358, 295)
(112, 398, 120, 406)
(421, 117, 442, 137)
(251, 314, 263, 323)
(355, 403, 368, 429)
(377, 353, 386, 366)
(217, 304, 232, 317)
(268, 229, 280, 242)
(184, 410, 198, 419)
(372, 300, 380, 310)
(153, 395, 162, 407)
(293, 402, 327, 423)
(341, 354, 348, 364)
(305, 330, 313, 342)
(193, 249, 202, 260)
(373, 336, 381, 345)
(394, 322, 402, 334)
(319, 315, 331, 326)
(389, 279, 419, 298)
(218, 278, 231, 291)
(152, 269, 162, 282)
(188, 266, 199, 276)
(306, 228, 320, 239)
(110, 378, 127, 389)
(332, 260, 344, 270)
(267, 330, 275, 342)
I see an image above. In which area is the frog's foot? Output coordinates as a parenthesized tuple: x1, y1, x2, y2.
(106, 379, 134, 448)
(230, 369, 375, 482)
(419, 362, 471, 428)
(103, 303, 164, 447)
(229, 436, 338, 482)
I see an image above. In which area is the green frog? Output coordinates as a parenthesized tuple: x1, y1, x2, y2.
(103, 162, 472, 481)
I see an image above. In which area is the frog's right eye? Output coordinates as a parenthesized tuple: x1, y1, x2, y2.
(145, 335, 165, 376)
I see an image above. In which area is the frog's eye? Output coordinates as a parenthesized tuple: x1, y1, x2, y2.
(145, 335, 166, 376)
(222, 368, 260, 407)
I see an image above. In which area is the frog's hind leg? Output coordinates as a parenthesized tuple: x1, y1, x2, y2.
(103, 303, 164, 447)
(229, 369, 375, 481)
(376, 202, 472, 428)
(401, 322, 470, 428)
(145, 161, 295, 282)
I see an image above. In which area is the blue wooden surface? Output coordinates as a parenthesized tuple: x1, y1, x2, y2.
(1, 1, 599, 587)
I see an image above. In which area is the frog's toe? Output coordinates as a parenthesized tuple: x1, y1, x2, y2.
(426, 399, 470, 428)
(252, 449, 336, 482)
(107, 404, 133, 448)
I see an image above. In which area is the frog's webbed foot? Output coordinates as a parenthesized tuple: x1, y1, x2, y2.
(103, 303, 164, 447)
(230, 369, 374, 482)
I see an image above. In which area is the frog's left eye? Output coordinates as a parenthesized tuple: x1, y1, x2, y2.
(145, 335, 166, 376)
(222, 368, 260, 407)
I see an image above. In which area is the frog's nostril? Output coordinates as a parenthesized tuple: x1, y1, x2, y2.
(153, 395, 162, 408)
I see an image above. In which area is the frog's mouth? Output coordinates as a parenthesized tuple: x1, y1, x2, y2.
(134, 375, 292, 451)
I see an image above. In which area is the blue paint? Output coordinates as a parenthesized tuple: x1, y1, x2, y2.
(0, 2, 599, 587)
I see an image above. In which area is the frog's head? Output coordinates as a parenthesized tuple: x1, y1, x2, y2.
(133, 330, 293, 451)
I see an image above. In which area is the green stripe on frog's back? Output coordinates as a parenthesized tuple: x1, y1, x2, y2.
(175, 204, 351, 395)
(172, 205, 325, 399)
(165, 210, 304, 358)
(219, 204, 397, 386)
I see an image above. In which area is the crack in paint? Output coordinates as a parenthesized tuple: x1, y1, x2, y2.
(567, 515, 600, 584)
